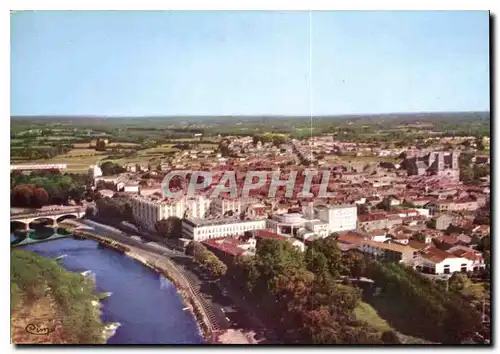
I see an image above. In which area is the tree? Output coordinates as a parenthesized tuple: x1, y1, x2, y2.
(449, 272, 472, 292)
(473, 164, 490, 180)
(11, 185, 35, 207)
(155, 216, 182, 239)
(341, 251, 367, 278)
(357, 204, 369, 215)
(305, 237, 344, 279)
(206, 255, 227, 278)
(99, 161, 125, 176)
(95, 139, 107, 151)
(412, 232, 426, 243)
(31, 187, 49, 208)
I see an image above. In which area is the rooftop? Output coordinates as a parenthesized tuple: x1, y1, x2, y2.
(361, 239, 415, 253)
(184, 217, 263, 227)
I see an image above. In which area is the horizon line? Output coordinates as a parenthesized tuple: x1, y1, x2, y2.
(10, 110, 491, 119)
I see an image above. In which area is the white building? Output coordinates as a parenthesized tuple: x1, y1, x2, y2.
(123, 183, 140, 194)
(304, 219, 329, 238)
(315, 204, 358, 234)
(209, 198, 245, 216)
(129, 195, 211, 232)
(413, 246, 485, 275)
(266, 213, 308, 236)
(182, 218, 266, 241)
(88, 164, 103, 181)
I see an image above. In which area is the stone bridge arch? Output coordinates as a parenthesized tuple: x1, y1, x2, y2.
(11, 220, 28, 232)
(56, 213, 79, 223)
(29, 217, 57, 228)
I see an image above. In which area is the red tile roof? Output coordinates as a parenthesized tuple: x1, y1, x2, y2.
(255, 229, 288, 241)
(358, 213, 387, 222)
(202, 237, 246, 257)
(420, 246, 457, 263)
(337, 234, 364, 245)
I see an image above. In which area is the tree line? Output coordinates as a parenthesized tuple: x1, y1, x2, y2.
(226, 235, 484, 344)
(365, 261, 483, 344)
(229, 236, 389, 344)
(11, 170, 87, 208)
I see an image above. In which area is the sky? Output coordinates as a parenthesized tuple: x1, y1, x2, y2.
(11, 11, 490, 116)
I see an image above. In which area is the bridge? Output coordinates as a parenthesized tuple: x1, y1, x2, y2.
(11, 207, 86, 229)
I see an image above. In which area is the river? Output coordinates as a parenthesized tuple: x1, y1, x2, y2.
(17, 230, 204, 344)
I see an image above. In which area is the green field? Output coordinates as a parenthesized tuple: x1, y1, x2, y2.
(355, 301, 392, 332)
(355, 301, 436, 344)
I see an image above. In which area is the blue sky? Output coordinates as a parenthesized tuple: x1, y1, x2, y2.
(11, 11, 489, 116)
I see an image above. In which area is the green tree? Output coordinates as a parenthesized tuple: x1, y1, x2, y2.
(31, 187, 49, 208)
(305, 237, 344, 279)
(155, 216, 182, 239)
(11, 185, 34, 207)
(341, 251, 367, 278)
(449, 273, 472, 292)
(95, 139, 107, 151)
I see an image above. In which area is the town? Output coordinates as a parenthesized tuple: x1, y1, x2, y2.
(10, 9, 491, 347)
(11, 117, 491, 344)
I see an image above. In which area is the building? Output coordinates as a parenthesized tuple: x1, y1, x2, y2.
(358, 214, 402, 232)
(255, 229, 306, 252)
(435, 214, 455, 230)
(202, 237, 256, 263)
(358, 239, 416, 263)
(304, 219, 329, 238)
(88, 164, 103, 181)
(315, 204, 358, 234)
(426, 199, 479, 214)
(266, 213, 308, 236)
(413, 247, 475, 275)
(405, 151, 460, 181)
(10, 163, 68, 171)
(209, 198, 243, 217)
(129, 195, 211, 232)
(181, 218, 266, 241)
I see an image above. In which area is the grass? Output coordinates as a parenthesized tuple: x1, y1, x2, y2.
(136, 146, 180, 156)
(63, 149, 107, 157)
(355, 300, 437, 344)
(324, 155, 399, 164)
(462, 282, 489, 300)
(72, 143, 92, 148)
(106, 142, 140, 147)
(11, 249, 105, 344)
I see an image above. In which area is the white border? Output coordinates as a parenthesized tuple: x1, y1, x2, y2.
(4, 1, 497, 353)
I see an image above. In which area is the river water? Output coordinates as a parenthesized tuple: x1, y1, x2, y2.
(18, 232, 204, 344)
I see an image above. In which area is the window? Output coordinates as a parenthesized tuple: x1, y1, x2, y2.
(443, 265, 450, 274)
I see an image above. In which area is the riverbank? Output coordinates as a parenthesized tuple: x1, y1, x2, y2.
(11, 249, 107, 344)
(72, 229, 217, 343)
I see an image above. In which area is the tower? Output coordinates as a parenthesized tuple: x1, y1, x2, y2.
(437, 152, 445, 172)
(452, 151, 460, 170)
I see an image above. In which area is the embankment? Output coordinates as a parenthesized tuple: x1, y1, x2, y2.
(11, 249, 106, 344)
(72, 230, 215, 342)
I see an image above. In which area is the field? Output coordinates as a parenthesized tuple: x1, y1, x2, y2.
(324, 155, 399, 164)
(10, 113, 489, 174)
(106, 142, 140, 147)
(354, 301, 392, 332)
(136, 145, 179, 155)
(63, 149, 107, 157)
(355, 301, 436, 344)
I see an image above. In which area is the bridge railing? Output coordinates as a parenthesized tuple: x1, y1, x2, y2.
(11, 207, 84, 220)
